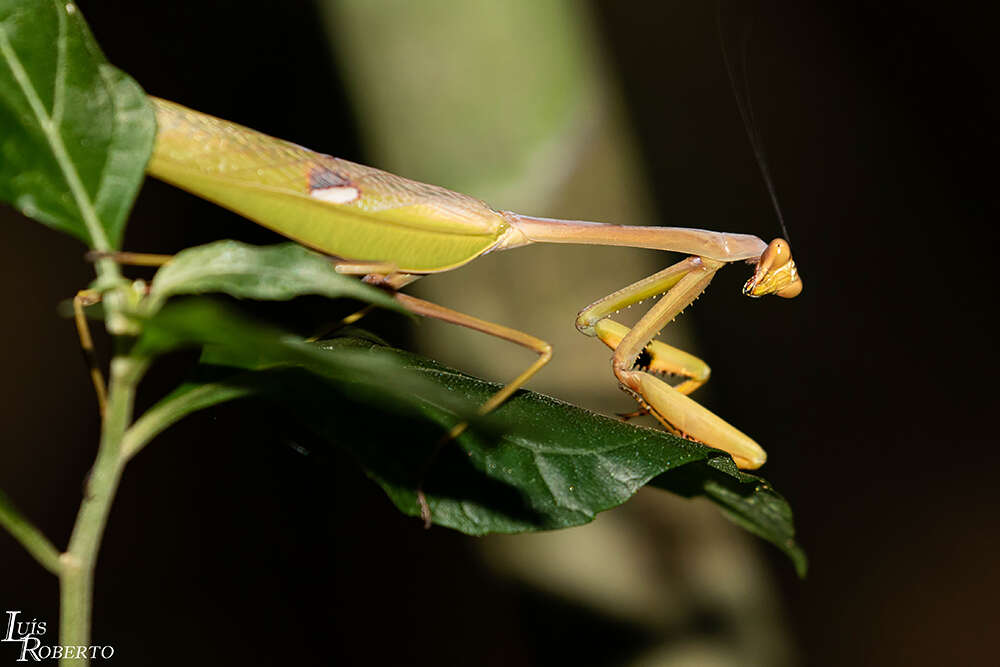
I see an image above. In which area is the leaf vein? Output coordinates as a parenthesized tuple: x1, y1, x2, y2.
(52, 0, 66, 124)
(0, 10, 111, 250)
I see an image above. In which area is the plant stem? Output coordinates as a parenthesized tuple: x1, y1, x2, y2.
(58, 353, 147, 661)
(121, 380, 257, 462)
(0, 490, 62, 575)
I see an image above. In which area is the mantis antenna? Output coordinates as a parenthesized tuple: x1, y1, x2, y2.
(718, 6, 792, 243)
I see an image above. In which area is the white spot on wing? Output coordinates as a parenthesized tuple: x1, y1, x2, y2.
(310, 186, 359, 204)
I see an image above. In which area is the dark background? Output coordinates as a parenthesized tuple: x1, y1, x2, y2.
(1, 1, 997, 664)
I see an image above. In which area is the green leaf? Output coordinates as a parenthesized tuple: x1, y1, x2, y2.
(145, 240, 406, 315)
(135, 299, 473, 416)
(297, 340, 718, 533)
(652, 458, 808, 577)
(295, 340, 805, 576)
(133, 299, 804, 572)
(0, 0, 154, 249)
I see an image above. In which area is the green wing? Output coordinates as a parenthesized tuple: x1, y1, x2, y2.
(148, 98, 508, 273)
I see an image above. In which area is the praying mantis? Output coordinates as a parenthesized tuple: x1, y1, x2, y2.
(145, 96, 802, 473)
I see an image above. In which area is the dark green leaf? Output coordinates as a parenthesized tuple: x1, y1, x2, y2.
(298, 340, 805, 577)
(0, 0, 154, 248)
(138, 303, 802, 571)
(134, 300, 804, 573)
(296, 340, 717, 533)
(136, 299, 473, 415)
(146, 240, 405, 315)
(652, 458, 808, 577)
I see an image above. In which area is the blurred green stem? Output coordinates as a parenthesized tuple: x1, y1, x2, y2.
(0, 491, 62, 575)
(58, 348, 147, 662)
(0, 258, 138, 661)
(121, 380, 258, 461)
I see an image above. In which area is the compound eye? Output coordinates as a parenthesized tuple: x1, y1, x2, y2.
(762, 238, 792, 269)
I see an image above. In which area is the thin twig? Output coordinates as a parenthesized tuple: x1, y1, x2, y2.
(0, 489, 63, 575)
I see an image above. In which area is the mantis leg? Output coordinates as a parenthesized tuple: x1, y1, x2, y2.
(576, 257, 712, 396)
(592, 319, 710, 397)
(74, 289, 107, 416)
(397, 292, 552, 525)
(76, 251, 170, 418)
(365, 277, 553, 526)
(333, 260, 398, 275)
(367, 270, 556, 416)
(85, 250, 174, 266)
(390, 291, 553, 421)
(576, 257, 767, 469)
(303, 263, 400, 341)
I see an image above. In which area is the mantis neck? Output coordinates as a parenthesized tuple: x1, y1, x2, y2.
(500, 212, 766, 263)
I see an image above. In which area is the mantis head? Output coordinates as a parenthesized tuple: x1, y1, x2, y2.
(743, 238, 802, 298)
